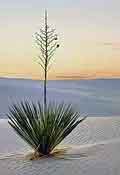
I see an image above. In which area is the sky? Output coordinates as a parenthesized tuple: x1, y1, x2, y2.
(0, 0, 120, 79)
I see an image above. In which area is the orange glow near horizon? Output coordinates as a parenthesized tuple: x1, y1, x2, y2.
(0, 1, 120, 80)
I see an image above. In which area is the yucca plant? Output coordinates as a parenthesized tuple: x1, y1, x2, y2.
(8, 101, 86, 156)
(8, 10, 86, 158)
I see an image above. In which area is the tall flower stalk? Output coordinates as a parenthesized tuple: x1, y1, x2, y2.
(34, 10, 59, 112)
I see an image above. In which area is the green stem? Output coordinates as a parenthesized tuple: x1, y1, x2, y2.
(44, 10, 48, 112)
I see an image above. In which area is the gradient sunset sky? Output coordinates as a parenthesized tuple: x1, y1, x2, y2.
(0, 0, 120, 79)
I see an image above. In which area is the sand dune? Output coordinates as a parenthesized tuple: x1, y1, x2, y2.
(0, 117, 120, 175)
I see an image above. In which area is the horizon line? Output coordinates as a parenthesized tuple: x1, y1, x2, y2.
(0, 76, 120, 81)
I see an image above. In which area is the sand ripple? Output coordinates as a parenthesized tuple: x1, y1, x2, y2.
(0, 117, 120, 175)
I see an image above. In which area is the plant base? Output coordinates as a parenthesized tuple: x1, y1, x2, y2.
(25, 147, 68, 160)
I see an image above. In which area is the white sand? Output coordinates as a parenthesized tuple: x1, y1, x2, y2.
(0, 117, 120, 175)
